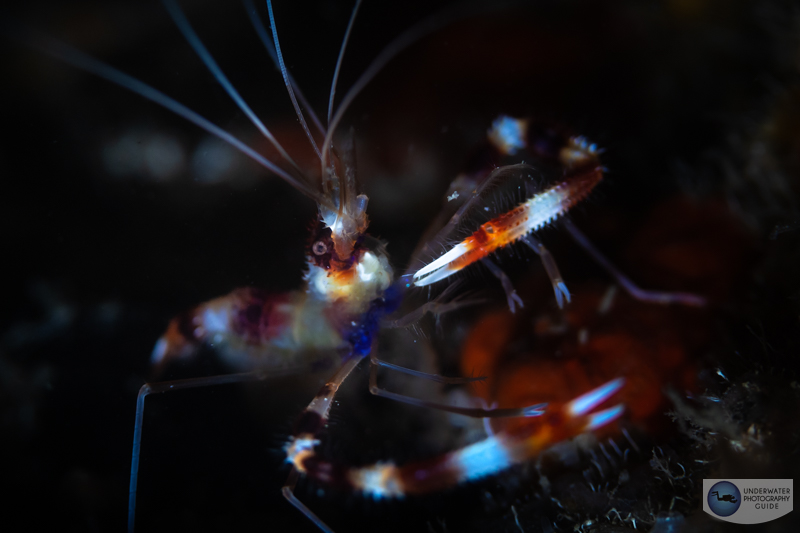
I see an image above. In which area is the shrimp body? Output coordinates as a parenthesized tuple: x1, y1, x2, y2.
(151, 217, 396, 374)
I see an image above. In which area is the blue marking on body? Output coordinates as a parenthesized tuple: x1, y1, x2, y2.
(568, 378, 624, 416)
(491, 116, 526, 155)
(586, 404, 624, 430)
(456, 435, 512, 481)
(347, 285, 402, 357)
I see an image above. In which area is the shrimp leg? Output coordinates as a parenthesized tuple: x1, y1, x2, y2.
(563, 219, 707, 307)
(283, 356, 363, 531)
(368, 357, 546, 418)
(128, 369, 301, 533)
(521, 234, 571, 308)
(370, 357, 485, 385)
(481, 257, 525, 313)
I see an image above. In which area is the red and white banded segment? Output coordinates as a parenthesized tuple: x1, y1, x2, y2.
(413, 166, 602, 287)
(347, 378, 624, 499)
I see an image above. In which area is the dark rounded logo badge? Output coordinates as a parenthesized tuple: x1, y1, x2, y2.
(708, 481, 742, 517)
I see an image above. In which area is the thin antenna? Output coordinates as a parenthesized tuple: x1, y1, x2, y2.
(242, 0, 326, 136)
(11, 24, 334, 209)
(266, 0, 322, 160)
(128, 370, 300, 532)
(161, 0, 306, 173)
(322, 2, 483, 173)
(328, 0, 363, 127)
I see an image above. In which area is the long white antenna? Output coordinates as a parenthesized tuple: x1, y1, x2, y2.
(11, 24, 335, 209)
(242, 0, 326, 136)
(328, 0, 363, 127)
(323, 2, 479, 173)
(162, 0, 306, 173)
(266, 0, 322, 160)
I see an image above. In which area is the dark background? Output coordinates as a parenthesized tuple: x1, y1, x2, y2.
(3, 0, 800, 531)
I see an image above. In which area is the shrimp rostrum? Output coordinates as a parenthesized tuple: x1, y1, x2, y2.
(13, 1, 706, 531)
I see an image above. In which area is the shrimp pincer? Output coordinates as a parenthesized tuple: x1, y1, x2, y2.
(289, 378, 625, 499)
(409, 120, 600, 312)
(412, 116, 705, 312)
(412, 161, 602, 287)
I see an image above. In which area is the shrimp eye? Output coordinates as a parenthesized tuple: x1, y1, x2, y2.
(484, 224, 494, 234)
(312, 241, 328, 255)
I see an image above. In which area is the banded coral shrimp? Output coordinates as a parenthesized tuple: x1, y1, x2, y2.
(8, 0, 787, 532)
